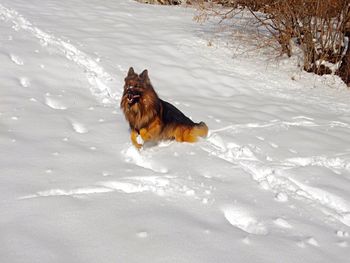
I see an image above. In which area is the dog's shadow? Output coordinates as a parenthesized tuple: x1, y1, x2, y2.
(142, 141, 158, 149)
(142, 140, 174, 150)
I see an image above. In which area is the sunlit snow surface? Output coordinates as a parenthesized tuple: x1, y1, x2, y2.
(1, 0, 350, 262)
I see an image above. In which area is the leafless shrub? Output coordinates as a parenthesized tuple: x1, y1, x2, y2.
(193, 0, 350, 86)
(135, 0, 183, 5)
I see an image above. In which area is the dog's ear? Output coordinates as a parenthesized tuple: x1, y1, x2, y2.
(127, 67, 135, 76)
(139, 69, 149, 81)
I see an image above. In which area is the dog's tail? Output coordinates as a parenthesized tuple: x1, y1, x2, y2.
(191, 121, 208, 139)
(177, 122, 208, 143)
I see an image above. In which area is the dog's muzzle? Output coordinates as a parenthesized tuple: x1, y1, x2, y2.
(126, 88, 141, 104)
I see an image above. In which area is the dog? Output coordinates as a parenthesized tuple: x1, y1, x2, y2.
(120, 67, 208, 149)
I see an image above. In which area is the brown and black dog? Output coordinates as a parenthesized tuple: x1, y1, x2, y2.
(120, 67, 208, 149)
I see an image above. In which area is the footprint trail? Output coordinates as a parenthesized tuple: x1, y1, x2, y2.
(203, 121, 350, 228)
(0, 4, 119, 102)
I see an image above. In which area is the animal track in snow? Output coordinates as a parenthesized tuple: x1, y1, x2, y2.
(0, 4, 118, 102)
(100, 175, 211, 201)
(335, 230, 349, 247)
(122, 146, 168, 174)
(19, 187, 113, 199)
(336, 230, 349, 238)
(273, 217, 292, 229)
(137, 231, 149, 238)
(19, 77, 30, 87)
(287, 177, 350, 227)
(9, 53, 23, 65)
(99, 176, 172, 196)
(222, 205, 268, 235)
(45, 96, 67, 110)
(286, 156, 350, 172)
(337, 241, 348, 247)
(306, 237, 320, 247)
(71, 121, 88, 134)
(274, 192, 289, 202)
(99, 181, 150, 194)
(296, 237, 320, 248)
(269, 142, 279, 148)
(208, 118, 350, 153)
(296, 240, 306, 248)
(209, 119, 319, 136)
(19, 174, 206, 201)
(203, 131, 350, 228)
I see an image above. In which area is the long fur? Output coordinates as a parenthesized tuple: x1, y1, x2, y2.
(121, 67, 208, 148)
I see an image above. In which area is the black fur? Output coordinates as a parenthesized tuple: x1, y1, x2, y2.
(160, 99, 195, 126)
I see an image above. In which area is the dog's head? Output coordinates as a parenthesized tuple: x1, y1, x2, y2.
(121, 67, 160, 129)
(122, 67, 152, 106)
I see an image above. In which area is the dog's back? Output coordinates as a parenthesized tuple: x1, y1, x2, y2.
(161, 99, 195, 126)
(160, 99, 208, 142)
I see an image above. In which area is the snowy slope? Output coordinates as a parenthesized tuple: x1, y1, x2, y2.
(1, 0, 350, 262)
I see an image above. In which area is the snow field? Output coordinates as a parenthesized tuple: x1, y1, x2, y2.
(1, 0, 350, 262)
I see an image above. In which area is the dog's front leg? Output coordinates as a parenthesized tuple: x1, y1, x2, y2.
(139, 128, 150, 141)
(139, 119, 161, 142)
(131, 129, 143, 149)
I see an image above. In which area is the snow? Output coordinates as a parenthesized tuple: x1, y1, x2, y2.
(1, 0, 350, 262)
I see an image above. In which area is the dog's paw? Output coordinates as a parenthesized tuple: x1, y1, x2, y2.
(140, 128, 151, 141)
(136, 134, 144, 145)
(132, 141, 143, 150)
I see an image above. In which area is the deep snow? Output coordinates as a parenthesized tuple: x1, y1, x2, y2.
(1, 0, 350, 262)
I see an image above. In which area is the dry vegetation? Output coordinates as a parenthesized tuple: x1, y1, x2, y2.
(135, 0, 183, 5)
(137, 0, 350, 86)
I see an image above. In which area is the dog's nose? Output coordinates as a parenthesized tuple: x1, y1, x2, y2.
(126, 87, 133, 94)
